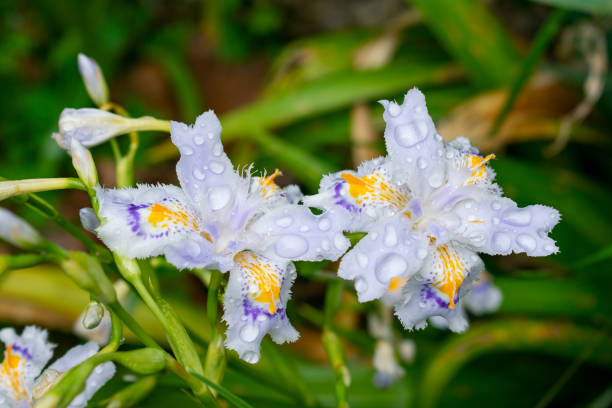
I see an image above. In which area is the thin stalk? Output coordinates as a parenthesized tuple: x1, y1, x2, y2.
(17, 192, 111, 262)
(0, 178, 86, 202)
(100, 308, 123, 353)
(0, 253, 58, 274)
(203, 270, 226, 386)
(107, 301, 160, 350)
(322, 280, 351, 408)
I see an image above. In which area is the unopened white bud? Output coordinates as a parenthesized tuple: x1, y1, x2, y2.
(70, 138, 98, 188)
(372, 340, 404, 389)
(79, 207, 99, 233)
(78, 53, 109, 107)
(55, 108, 169, 151)
(74, 302, 112, 346)
(0, 207, 43, 249)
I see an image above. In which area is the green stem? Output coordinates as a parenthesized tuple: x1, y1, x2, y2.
(107, 301, 161, 350)
(203, 270, 226, 387)
(0, 178, 86, 202)
(100, 308, 123, 353)
(0, 253, 58, 274)
(18, 192, 111, 262)
(113, 255, 217, 402)
(322, 280, 350, 408)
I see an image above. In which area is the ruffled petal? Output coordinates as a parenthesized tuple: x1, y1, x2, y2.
(95, 184, 206, 259)
(249, 204, 351, 262)
(0, 326, 55, 405)
(304, 157, 411, 232)
(418, 243, 484, 309)
(464, 276, 503, 316)
(380, 88, 447, 198)
(451, 195, 560, 256)
(338, 217, 429, 302)
(394, 280, 469, 333)
(170, 111, 241, 215)
(223, 253, 298, 364)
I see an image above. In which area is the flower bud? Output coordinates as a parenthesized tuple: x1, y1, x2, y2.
(79, 207, 100, 233)
(70, 138, 98, 188)
(78, 53, 109, 107)
(60, 251, 116, 304)
(74, 301, 111, 346)
(55, 108, 169, 151)
(0, 207, 43, 249)
(112, 348, 167, 375)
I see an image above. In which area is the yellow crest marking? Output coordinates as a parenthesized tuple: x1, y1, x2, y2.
(1, 345, 27, 400)
(433, 245, 466, 308)
(236, 253, 281, 314)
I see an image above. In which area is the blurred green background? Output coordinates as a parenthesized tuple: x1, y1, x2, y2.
(1, 0, 611, 407)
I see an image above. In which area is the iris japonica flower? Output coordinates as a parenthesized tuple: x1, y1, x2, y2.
(305, 88, 560, 332)
(0, 326, 114, 408)
(94, 111, 350, 363)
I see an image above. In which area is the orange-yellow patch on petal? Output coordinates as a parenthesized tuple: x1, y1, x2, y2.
(462, 154, 495, 185)
(432, 245, 466, 308)
(0, 345, 28, 400)
(388, 277, 406, 293)
(341, 171, 409, 211)
(235, 253, 281, 314)
(147, 202, 198, 230)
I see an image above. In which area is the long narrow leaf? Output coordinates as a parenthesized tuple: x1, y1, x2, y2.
(188, 370, 255, 408)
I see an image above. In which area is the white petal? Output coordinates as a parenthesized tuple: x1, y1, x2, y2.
(339, 217, 429, 302)
(77, 53, 109, 107)
(0, 208, 43, 249)
(250, 204, 351, 262)
(223, 253, 298, 364)
(170, 111, 241, 215)
(66, 362, 115, 408)
(95, 184, 205, 260)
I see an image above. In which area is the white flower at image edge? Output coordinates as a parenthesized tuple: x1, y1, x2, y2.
(0, 326, 115, 408)
(94, 111, 351, 363)
(304, 88, 560, 333)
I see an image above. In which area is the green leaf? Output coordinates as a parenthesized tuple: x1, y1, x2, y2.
(530, 0, 612, 14)
(421, 319, 612, 408)
(408, 0, 521, 87)
(188, 370, 255, 408)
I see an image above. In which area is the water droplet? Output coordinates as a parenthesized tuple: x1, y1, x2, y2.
(194, 135, 204, 145)
(334, 233, 346, 250)
(395, 123, 425, 147)
(436, 149, 444, 157)
(242, 351, 259, 364)
(318, 219, 331, 231)
(299, 225, 310, 232)
(187, 241, 201, 257)
(370, 232, 379, 240)
(275, 234, 308, 258)
(383, 225, 398, 247)
(94, 366, 103, 374)
(212, 143, 223, 157)
(355, 277, 368, 293)
(208, 186, 232, 210)
(209, 161, 225, 174)
(321, 239, 330, 251)
(464, 200, 474, 209)
(417, 157, 428, 170)
(357, 253, 368, 268)
(417, 248, 428, 259)
(517, 234, 537, 252)
(240, 324, 259, 342)
(388, 102, 401, 116)
(180, 145, 193, 155)
(375, 253, 408, 283)
(544, 244, 556, 253)
(491, 201, 502, 211)
(428, 170, 444, 188)
(503, 209, 532, 226)
(207, 132, 215, 140)
(493, 217, 500, 225)
(276, 216, 292, 227)
(257, 314, 267, 321)
(193, 168, 206, 180)
(446, 151, 454, 159)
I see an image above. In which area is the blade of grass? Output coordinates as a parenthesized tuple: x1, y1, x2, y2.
(490, 8, 568, 136)
(408, 0, 521, 87)
(530, 0, 612, 15)
(188, 370, 255, 408)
